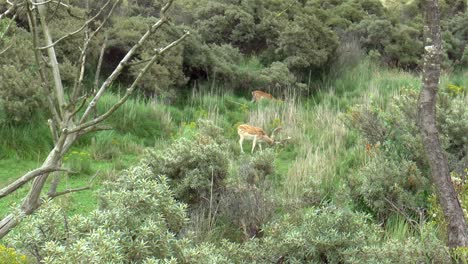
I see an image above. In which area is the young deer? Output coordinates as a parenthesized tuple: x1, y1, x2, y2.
(238, 124, 281, 153)
(251, 90, 274, 103)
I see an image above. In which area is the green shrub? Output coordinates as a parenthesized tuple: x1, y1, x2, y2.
(0, 20, 45, 124)
(147, 120, 229, 205)
(238, 149, 275, 185)
(0, 244, 28, 264)
(7, 166, 187, 263)
(219, 184, 275, 241)
(217, 206, 382, 263)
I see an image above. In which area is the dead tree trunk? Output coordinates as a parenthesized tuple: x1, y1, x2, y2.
(419, 0, 468, 248)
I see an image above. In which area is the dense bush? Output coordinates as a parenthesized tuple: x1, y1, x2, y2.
(0, 244, 27, 264)
(0, 20, 45, 124)
(6, 166, 187, 263)
(147, 120, 230, 205)
(346, 83, 467, 221)
(107, 16, 188, 96)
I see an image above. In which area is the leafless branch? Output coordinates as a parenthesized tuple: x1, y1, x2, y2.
(37, 0, 113, 50)
(0, 43, 13, 55)
(94, 34, 108, 94)
(35, 0, 66, 116)
(26, 2, 62, 126)
(49, 186, 90, 198)
(48, 171, 98, 198)
(70, 0, 119, 105)
(48, 119, 59, 143)
(0, 167, 66, 198)
(78, 124, 113, 136)
(0, 2, 23, 20)
(0, 13, 17, 42)
(30, 0, 54, 6)
(79, 0, 176, 124)
(71, 30, 190, 133)
(383, 197, 419, 229)
(125, 58, 153, 67)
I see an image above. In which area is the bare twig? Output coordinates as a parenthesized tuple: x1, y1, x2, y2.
(70, 0, 119, 106)
(49, 186, 90, 198)
(383, 197, 419, 229)
(0, 13, 17, 42)
(0, 43, 13, 55)
(30, 0, 55, 6)
(26, 1, 62, 126)
(0, 167, 66, 198)
(79, 0, 176, 124)
(48, 171, 98, 198)
(37, 0, 113, 50)
(94, 34, 108, 95)
(72, 30, 190, 133)
(0, 2, 23, 20)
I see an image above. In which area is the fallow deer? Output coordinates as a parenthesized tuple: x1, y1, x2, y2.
(251, 90, 274, 103)
(238, 124, 282, 153)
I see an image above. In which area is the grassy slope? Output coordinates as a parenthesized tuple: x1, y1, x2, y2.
(0, 60, 465, 240)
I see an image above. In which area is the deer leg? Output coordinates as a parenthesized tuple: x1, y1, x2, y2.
(252, 136, 257, 153)
(239, 135, 244, 153)
(259, 143, 263, 152)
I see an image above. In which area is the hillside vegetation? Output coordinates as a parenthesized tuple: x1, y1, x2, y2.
(0, 0, 467, 262)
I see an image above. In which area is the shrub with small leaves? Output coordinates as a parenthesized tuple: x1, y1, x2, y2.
(7, 166, 187, 263)
(147, 120, 230, 205)
(0, 244, 27, 264)
(238, 149, 275, 185)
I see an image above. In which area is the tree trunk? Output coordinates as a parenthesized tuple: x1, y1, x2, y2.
(419, 0, 468, 248)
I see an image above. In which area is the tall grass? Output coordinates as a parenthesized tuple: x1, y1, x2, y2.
(0, 116, 52, 159)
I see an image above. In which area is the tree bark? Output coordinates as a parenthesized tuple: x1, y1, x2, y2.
(419, 0, 468, 248)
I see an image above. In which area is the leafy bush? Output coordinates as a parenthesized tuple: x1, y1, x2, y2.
(107, 16, 187, 95)
(0, 20, 45, 124)
(216, 206, 382, 263)
(0, 244, 27, 264)
(7, 166, 187, 263)
(238, 149, 275, 185)
(147, 120, 230, 205)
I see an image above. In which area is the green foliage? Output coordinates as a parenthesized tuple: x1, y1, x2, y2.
(107, 16, 187, 96)
(0, 20, 45, 125)
(7, 166, 187, 263)
(277, 13, 339, 72)
(218, 206, 382, 263)
(238, 149, 276, 185)
(0, 244, 28, 264)
(64, 150, 93, 175)
(147, 120, 229, 205)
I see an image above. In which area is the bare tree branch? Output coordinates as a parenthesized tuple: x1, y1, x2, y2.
(35, 0, 66, 115)
(26, 1, 62, 126)
(0, 1, 23, 20)
(0, 13, 17, 42)
(0, 43, 13, 55)
(72, 30, 190, 133)
(48, 171, 98, 198)
(30, 0, 55, 6)
(37, 0, 113, 50)
(79, 0, 176, 124)
(94, 34, 108, 94)
(0, 167, 65, 198)
(49, 186, 90, 198)
(70, 0, 120, 106)
(0, 0, 188, 239)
